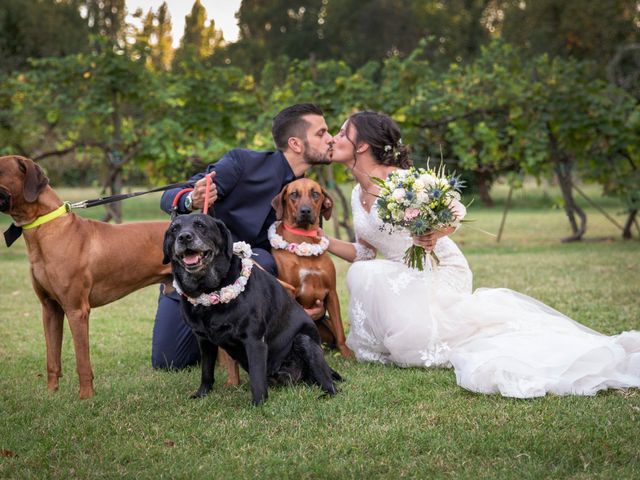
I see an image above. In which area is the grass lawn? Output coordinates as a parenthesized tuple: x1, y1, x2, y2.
(1, 181, 639, 479)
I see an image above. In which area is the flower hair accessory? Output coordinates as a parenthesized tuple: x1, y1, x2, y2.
(384, 138, 404, 159)
(173, 241, 254, 306)
(268, 222, 329, 256)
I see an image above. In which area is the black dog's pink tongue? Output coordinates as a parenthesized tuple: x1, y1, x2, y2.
(182, 253, 201, 265)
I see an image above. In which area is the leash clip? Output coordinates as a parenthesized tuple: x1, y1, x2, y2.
(69, 200, 88, 209)
(171, 188, 194, 219)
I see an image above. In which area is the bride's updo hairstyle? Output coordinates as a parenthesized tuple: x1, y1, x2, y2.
(348, 111, 412, 169)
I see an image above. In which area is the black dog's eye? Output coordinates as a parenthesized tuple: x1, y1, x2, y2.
(193, 220, 206, 229)
(170, 224, 180, 233)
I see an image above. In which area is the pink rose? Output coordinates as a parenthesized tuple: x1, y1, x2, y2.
(448, 200, 467, 221)
(287, 243, 298, 253)
(404, 208, 420, 221)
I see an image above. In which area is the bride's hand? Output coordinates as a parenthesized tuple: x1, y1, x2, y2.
(412, 227, 455, 252)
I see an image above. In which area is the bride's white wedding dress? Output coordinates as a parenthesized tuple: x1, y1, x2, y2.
(346, 185, 640, 397)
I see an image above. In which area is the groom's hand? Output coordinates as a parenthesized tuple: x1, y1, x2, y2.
(191, 173, 218, 210)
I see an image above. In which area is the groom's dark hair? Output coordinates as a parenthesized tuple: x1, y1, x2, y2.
(272, 103, 324, 150)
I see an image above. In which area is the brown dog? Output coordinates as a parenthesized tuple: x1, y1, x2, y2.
(0, 155, 239, 399)
(270, 178, 352, 358)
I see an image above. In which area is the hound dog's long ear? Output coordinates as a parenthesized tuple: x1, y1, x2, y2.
(162, 223, 175, 265)
(271, 184, 288, 221)
(213, 218, 234, 258)
(320, 186, 334, 221)
(17, 157, 49, 203)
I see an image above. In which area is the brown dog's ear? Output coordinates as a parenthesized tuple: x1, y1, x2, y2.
(320, 186, 334, 221)
(18, 157, 49, 203)
(271, 184, 288, 221)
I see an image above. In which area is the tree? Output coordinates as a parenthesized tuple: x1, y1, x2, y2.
(173, 0, 224, 70)
(498, 0, 640, 68)
(134, 2, 174, 71)
(0, 0, 90, 72)
(82, 0, 127, 44)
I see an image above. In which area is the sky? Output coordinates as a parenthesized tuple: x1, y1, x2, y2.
(126, 0, 242, 45)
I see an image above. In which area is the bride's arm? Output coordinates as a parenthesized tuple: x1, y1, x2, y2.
(326, 236, 377, 263)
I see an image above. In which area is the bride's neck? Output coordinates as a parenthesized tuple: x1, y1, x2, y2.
(351, 157, 395, 190)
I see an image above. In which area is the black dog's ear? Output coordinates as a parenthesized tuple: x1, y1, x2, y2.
(320, 186, 334, 221)
(18, 157, 49, 203)
(271, 184, 287, 221)
(162, 223, 175, 265)
(213, 218, 234, 258)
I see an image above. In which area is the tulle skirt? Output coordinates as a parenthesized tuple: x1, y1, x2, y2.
(346, 259, 640, 398)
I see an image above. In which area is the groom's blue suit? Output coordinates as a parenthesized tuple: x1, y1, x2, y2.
(152, 148, 298, 369)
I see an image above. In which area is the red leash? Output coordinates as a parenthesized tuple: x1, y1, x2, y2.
(171, 172, 215, 215)
(202, 173, 213, 215)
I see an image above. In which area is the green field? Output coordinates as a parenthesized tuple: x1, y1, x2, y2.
(1, 181, 639, 479)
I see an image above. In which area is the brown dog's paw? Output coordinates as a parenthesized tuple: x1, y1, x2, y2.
(78, 386, 95, 400)
(338, 345, 355, 359)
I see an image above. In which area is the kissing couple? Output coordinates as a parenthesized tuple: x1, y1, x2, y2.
(153, 103, 640, 398)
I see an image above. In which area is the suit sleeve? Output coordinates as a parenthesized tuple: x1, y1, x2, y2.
(160, 151, 243, 215)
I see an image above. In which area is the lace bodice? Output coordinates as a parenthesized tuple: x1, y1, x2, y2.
(352, 184, 410, 262)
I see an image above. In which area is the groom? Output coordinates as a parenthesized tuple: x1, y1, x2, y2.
(152, 103, 334, 369)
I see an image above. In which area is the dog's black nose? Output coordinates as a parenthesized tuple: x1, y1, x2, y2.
(177, 231, 193, 244)
(299, 205, 312, 217)
(0, 190, 10, 212)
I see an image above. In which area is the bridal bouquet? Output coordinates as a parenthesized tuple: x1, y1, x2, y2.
(372, 165, 466, 271)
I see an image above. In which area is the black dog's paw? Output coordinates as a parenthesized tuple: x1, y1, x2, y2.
(251, 395, 268, 407)
(316, 388, 338, 400)
(189, 385, 213, 399)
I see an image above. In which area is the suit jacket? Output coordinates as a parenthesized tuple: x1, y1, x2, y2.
(161, 149, 297, 250)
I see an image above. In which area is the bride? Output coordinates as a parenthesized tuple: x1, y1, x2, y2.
(325, 110, 640, 398)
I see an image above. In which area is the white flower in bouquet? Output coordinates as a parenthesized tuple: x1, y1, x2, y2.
(419, 173, 437, 188)
(391, 188, 406, 202)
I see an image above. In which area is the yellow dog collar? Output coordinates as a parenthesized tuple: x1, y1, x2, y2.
(23, 202, 71, 230)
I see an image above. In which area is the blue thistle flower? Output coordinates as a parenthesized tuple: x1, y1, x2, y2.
(412, 218, 428, 234)
(432, 188, 442, 199)
(448, 176, 466, 191)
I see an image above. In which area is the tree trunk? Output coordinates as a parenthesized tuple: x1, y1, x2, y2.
(317, 166, 354, 242)
(475, 170, 494, 207)
(547, 124, 586, 242)
(101, 163, 123, 223)
(622, 209, 637, 239)
(102, 92, 124, 223)
(555, 162, 586, 242)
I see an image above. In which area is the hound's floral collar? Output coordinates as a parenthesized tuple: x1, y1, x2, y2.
(268, 221, 329, 256)
(173, 242, 254, 306)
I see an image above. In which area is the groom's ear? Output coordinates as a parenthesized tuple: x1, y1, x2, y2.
(271, 185, 287, 220)
(287, 136, 304, 154)
(320, 187, 334, 221)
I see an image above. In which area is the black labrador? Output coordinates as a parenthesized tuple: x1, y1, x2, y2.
(163, 213, 340, 405)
